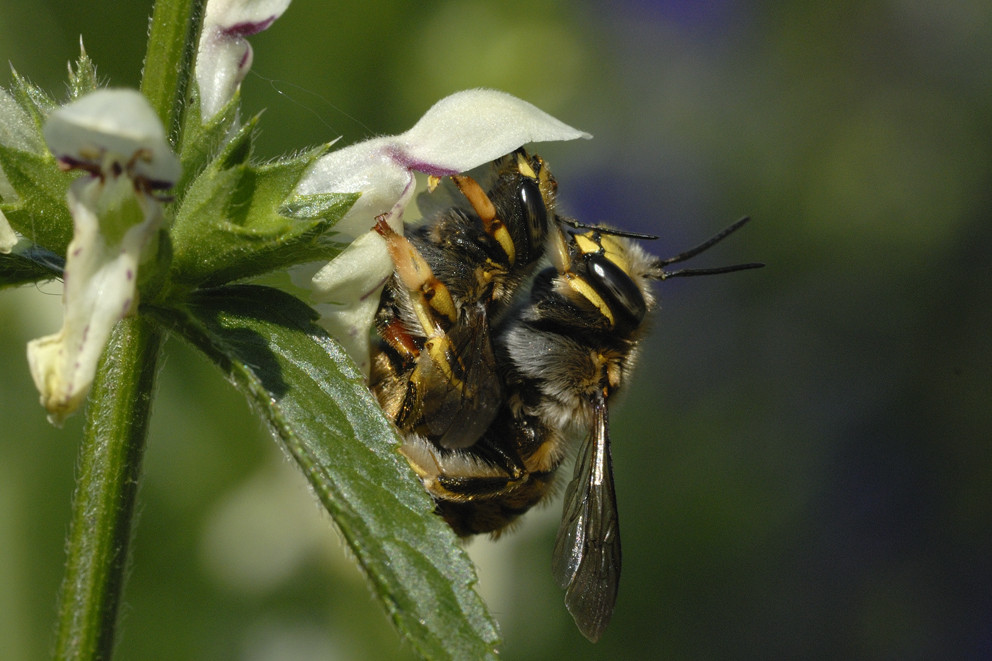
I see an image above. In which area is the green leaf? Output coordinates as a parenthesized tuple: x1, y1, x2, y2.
(169, 124, 354, 288)
(0, 144, 74, 253)
(0, 244, 64, 289)
(145, 285, 501, 659)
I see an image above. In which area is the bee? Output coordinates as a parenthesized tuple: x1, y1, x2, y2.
(370, 149, 557, 449)
(370, 150, 762, 642)
(494, 216, 761, 641)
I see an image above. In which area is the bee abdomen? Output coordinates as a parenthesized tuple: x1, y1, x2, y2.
(437, 469, 558, 537)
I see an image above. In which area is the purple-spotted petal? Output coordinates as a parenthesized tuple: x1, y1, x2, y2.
(27, 177, 164, 425)
(27, 89, 176, 425)
(43, 89, 180, 187)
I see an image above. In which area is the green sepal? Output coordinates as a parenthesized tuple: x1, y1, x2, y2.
(168, 118, 354, 288)
(136, 227, 173, 301)
(144, 285, 501, 660)
(67, 44, 99, 101)
(0, 143, 74, 254)
(0, 65, 85, 254)
(174, 84, 241, 196)
(279, 192, 356, 220)
(6, 68, 57, 139)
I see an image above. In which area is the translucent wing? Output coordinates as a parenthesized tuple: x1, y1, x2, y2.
(552, 394, 621, 642)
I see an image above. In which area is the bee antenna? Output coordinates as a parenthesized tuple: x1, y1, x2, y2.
(560, 217, 659, 240)
(648, 216, 763, 279)
(656, 216, 753, 267)
(656, 262, 765, 280)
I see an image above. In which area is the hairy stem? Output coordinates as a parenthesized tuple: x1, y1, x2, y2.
(141, 0, 205, 134)
(53, 318, 162, 660)
(53, 2, 204, 657)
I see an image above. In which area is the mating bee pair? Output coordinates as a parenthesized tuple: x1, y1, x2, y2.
(369, 149, 760, 642)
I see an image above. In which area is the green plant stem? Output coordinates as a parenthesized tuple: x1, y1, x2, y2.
(50, 2, 202, 658)
(141, 0, 205, 134)
(53, 318, 163, 660)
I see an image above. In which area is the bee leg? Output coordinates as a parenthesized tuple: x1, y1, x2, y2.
(374, 216, 457, 333)
(377, 315, 420, 362)
(451, 174, 516, 265)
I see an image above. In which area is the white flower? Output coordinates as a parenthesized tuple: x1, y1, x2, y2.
(292, 88, 591, 372)
(196, 0, 292, 120)
(27, 89, 179, 425)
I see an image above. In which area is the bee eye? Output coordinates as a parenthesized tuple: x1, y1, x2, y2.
(585, 253, 646, 331)
(517, 178, 548, 262)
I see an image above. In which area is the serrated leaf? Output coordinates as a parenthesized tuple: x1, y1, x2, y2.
(145, 285, 501, 659)
(0, 144, 74, 253)
(169, 134, 352, 287)
(0, 244, 64, 289)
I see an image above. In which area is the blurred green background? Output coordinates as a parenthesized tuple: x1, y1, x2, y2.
(2, 1, 991, 659)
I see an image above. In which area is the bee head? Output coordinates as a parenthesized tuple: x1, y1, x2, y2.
(490, 149, 560, 267)
(549, 223, 654, 335)
(548, 216, 764, 335)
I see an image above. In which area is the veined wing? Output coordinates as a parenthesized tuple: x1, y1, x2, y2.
(552, 393, 621, 642)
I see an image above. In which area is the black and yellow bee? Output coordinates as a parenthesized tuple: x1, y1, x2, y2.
(370, 149, 557, 449)
(370, 149, 761, 642)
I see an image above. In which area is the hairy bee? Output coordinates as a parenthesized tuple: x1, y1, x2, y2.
(495, 216, 760, 641)
(370, 149, 557, 449)
(370, 151, 761, 642)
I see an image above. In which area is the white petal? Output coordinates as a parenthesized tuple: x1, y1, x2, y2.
(294, 137, 414, 239)
(27, 175, 163, 425)
(313, 296, 380, 376)
(397, 88, 591, 174)
(204, 0, 292, 26)
(196, 32, 252, 120)
(309, 230, 394, 304)
(28, 89, 176, 423)
(292, 139, 418, 367)
(197, 0, 292, 120)
(305, 231, 396, 372)
(295, 89, 590, 239)
(44, 89, 180, 186)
